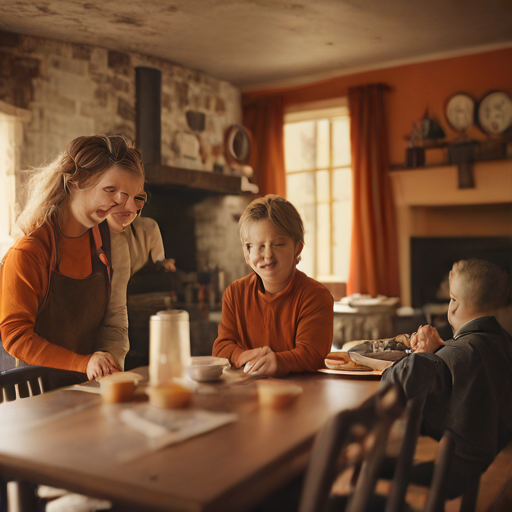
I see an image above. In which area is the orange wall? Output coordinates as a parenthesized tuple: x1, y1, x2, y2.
(244, 48, 512, 166)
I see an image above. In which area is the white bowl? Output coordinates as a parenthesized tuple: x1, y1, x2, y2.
(186, 356, 229, 382)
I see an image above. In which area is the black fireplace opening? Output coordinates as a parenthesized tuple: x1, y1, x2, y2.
(411, 236, 512, 309)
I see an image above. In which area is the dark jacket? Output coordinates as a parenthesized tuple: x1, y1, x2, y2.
(381, 316, 512, 472)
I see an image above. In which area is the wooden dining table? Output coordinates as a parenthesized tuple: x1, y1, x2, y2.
(0, 369, 380, 512)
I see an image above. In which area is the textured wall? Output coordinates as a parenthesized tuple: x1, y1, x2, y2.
(0, 30, 241, 174)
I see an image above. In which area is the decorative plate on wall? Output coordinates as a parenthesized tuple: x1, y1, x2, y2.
(477, 91, 512, 135)
(445, 93, 475, 133)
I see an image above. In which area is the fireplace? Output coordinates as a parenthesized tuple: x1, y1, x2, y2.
(390, 159, 512, 306)
(410, 236, 512, 308)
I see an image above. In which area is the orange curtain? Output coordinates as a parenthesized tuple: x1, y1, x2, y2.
(242, 95, 286, 197)
(347, 84, 400, 297)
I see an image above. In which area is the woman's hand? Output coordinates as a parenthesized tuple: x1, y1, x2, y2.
(86, 352, 121, 380)
(236, 347, 277, 377)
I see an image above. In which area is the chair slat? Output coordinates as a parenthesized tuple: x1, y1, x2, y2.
(385, 395, 427, 512)
(424, 432, 456, 512)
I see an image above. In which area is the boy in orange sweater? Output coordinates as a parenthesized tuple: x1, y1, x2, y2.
(212, 195, 333, 377)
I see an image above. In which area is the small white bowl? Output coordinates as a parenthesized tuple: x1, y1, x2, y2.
(186, 356, 229, 382)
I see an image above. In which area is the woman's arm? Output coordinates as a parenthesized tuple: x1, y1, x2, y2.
(0, 242, 92, 373)
(95, 230, 130, 369)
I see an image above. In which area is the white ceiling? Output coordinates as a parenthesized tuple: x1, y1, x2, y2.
(1, 0, 512, 90)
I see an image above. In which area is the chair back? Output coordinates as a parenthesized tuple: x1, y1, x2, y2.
(299, 383, 406, 512)
(0, 366, 87, 403)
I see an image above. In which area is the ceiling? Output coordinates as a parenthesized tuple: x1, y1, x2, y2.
(1, 0, 512, 90)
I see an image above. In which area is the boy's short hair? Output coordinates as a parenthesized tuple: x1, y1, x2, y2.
(450, 258, 512, 311)
(239, 195, 305, 246)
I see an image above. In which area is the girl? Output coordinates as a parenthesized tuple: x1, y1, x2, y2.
(0, 134, 145, 381)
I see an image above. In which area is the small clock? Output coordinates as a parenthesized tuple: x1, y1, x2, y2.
(445, 93, 474, 133)
(477, 91, 512, 135)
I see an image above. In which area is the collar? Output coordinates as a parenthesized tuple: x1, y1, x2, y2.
(256, 267, 298, 303)
(453, 316, 502, 340)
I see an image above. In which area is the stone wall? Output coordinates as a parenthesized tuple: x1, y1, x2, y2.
(0, 30, 249, 284)
(194, 194, 256, 287)
(0, 30, 241, 174)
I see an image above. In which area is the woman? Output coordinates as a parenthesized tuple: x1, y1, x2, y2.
(0, 134, 145, 381)
(97, 193, 176, 368)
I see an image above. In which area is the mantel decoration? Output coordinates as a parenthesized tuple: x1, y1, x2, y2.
(476, 91, 512, 135)
(445, 93, 475, 133)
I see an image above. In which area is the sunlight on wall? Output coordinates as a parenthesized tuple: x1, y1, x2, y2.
(0, 112, 17, 258)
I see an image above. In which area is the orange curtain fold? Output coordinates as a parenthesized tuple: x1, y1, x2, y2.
(242, 95, 286, 197)
(347, 84, 400, 298)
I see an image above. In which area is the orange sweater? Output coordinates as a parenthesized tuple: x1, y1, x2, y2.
(212, 269, 334, 377)
(0, 223, 94, 373)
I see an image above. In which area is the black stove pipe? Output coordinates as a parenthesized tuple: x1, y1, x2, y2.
(136, 67, 161, 164)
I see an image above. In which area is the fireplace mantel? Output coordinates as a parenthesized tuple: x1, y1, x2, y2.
(389, 158, 512, 306)
(390, 158, 512, 207)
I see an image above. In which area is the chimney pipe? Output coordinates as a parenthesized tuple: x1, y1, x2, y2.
(136, 67, 161, 164)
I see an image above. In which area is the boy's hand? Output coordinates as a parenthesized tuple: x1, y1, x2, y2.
(236, 347, 277, 377)
(86, 352, 121, 380)
(410, 325, 445, 353)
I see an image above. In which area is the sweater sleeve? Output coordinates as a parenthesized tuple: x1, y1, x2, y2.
(274, 286, 334, 377)
(380, 353, 451, 399)
(147, 219, 165, 264)
(0, 241, 91, 373)
(95, 230, 130, 368)
(212, 285, 245, 365)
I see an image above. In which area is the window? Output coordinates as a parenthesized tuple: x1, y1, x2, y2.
(284, 101, 352, 282)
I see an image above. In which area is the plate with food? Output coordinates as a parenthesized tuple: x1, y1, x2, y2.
(319, 351, 392, 377)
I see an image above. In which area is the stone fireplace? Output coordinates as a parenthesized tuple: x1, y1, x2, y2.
(390, 159, 512, 307)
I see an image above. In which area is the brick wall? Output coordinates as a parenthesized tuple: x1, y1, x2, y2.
(0, 30, 249, 283)
(0, 30, 241, 173)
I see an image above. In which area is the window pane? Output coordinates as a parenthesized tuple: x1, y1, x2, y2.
(333, 201, 352, 282)
(316, 203, 331, 276)
(332, 167, 352, 202)
(332, 117, 351, 168)
(316, 119, 330, 169)
(316, 170, 330, 204)
(284, 121, 316, 172)
(287, 172, 315, 277)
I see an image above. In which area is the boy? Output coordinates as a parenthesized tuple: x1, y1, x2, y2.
(382, 259, 512, 495)
(212, 195, 333, 377)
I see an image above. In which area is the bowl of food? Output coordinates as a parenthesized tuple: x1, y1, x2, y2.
(99, 372, 142, 403)
(186, 356, 230, 382)
(256, 380, 303, 409)
(146, 382, 193, 409)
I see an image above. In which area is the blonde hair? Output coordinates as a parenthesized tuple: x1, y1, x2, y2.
(17, 134, 145, 235)
(450, 259, 512, 312)
(239, 195, 304, 246)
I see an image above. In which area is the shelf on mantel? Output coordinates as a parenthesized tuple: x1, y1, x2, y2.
(144, 163, 242, 194)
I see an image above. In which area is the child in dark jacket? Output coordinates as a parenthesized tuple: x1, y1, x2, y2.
(382, 258, 512, 497)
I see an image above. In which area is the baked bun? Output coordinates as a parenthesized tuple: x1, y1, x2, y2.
(325, 352, 372, 371)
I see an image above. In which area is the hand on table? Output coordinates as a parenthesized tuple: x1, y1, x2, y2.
(87, 352, 121, 380)
(410, 325, 445, 353)
(236, 347, 277, 377)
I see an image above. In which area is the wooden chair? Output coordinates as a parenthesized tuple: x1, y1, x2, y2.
(0, 366, 87, 404)
(0, 366, 87, 512)
(298, 383, 407, 512)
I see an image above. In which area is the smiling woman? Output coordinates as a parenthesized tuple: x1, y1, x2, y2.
(0, 134, 145, 383)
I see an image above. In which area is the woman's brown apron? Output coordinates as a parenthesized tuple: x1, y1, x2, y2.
(0, 220, 112, 386)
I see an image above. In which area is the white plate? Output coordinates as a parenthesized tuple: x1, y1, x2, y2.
(318, 368, 384, 377)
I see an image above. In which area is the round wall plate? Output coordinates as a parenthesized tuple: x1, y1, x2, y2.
(445, 93, 474, 133)
(477, 91, 512, 135)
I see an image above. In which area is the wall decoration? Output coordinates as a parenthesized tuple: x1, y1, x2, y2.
(445, 93, 475, 133)
(477, 91, 512, 135)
